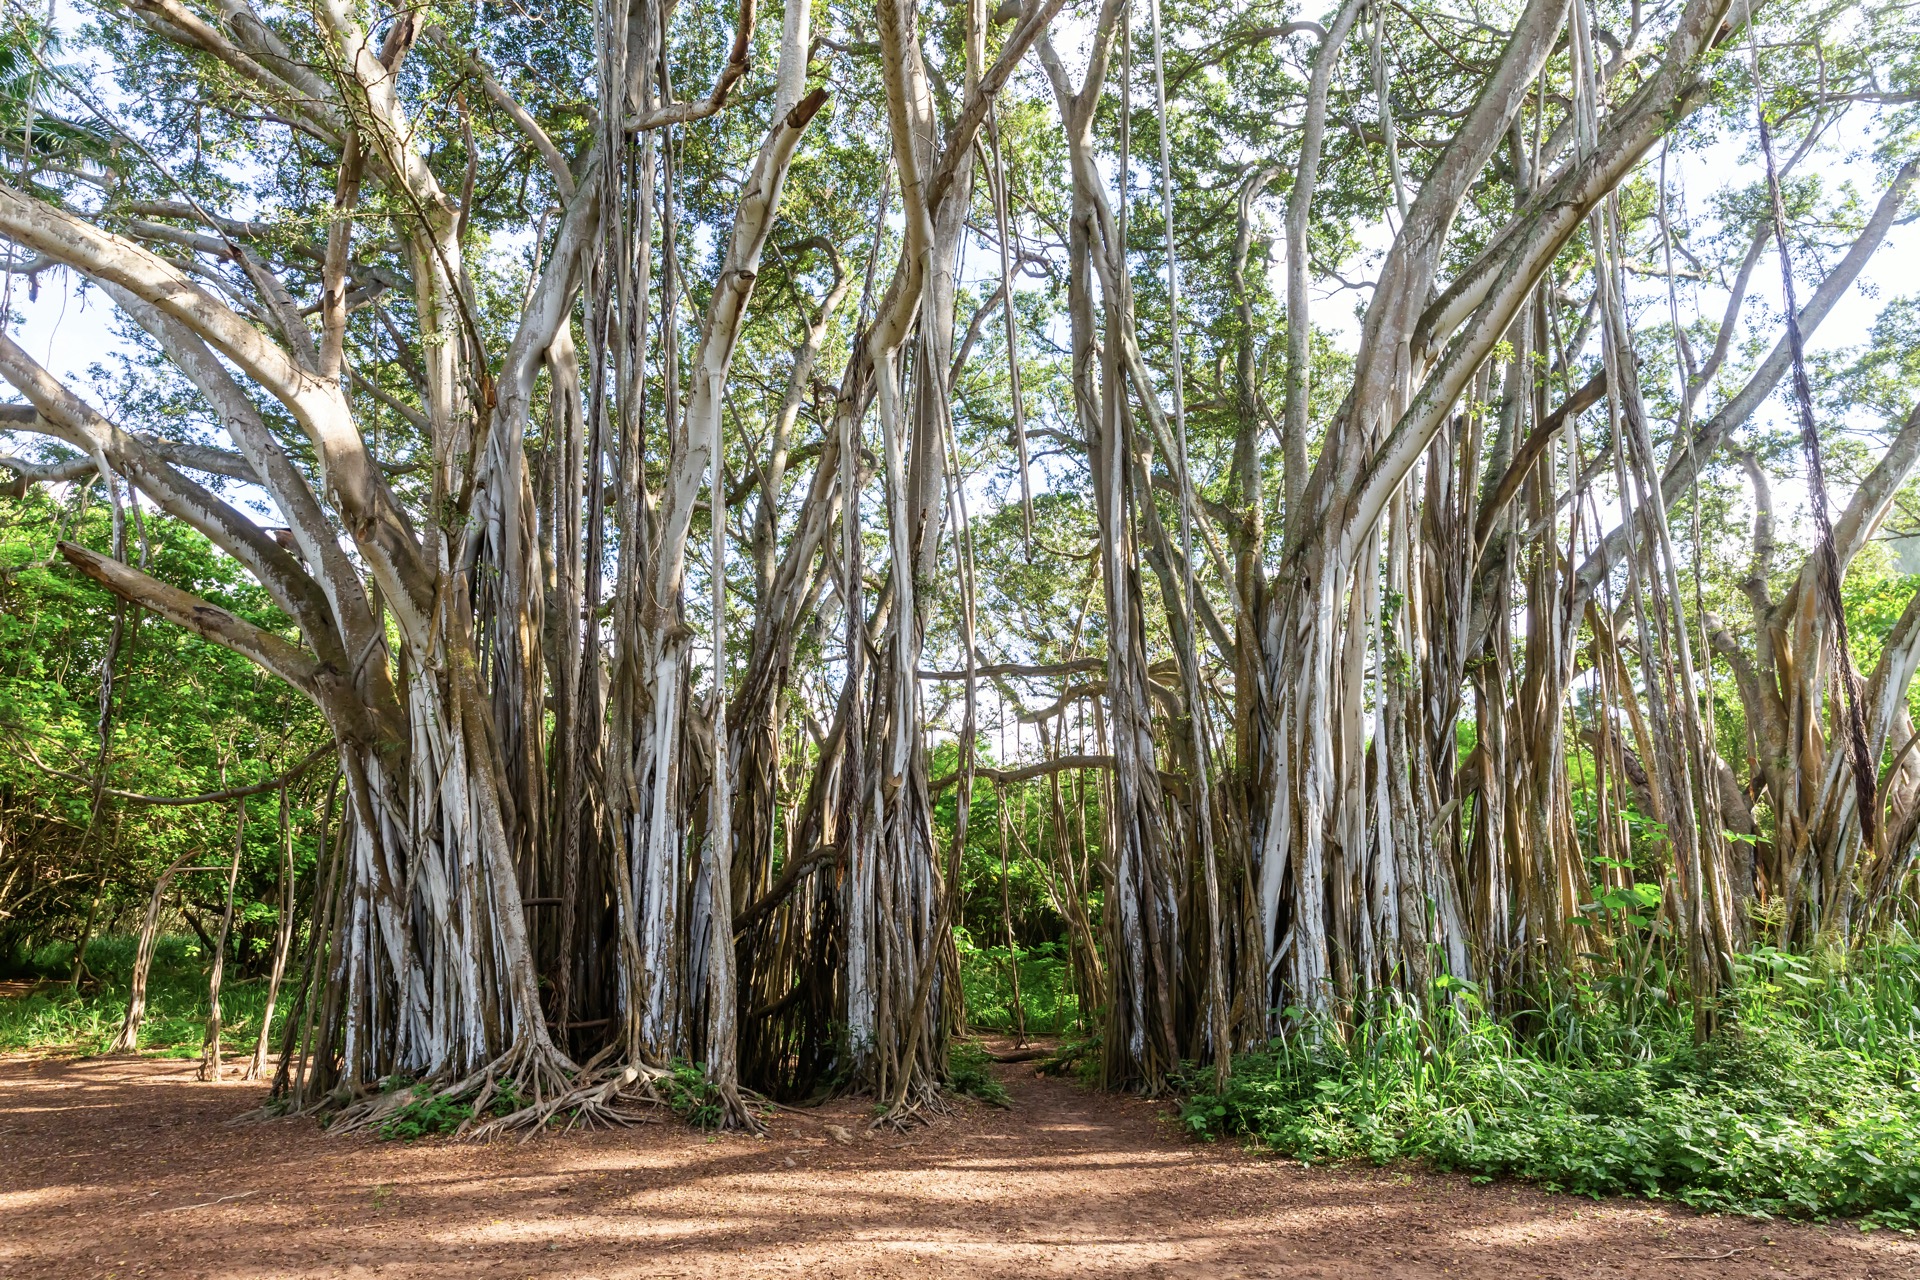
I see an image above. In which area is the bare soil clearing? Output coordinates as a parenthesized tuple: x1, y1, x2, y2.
(0, 1048, 1913, 1279)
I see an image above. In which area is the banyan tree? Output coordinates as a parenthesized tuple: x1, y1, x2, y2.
(2, 0, 1918, 1125)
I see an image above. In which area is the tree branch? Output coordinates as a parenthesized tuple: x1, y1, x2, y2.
(918, 658, 1105, 680)
(930, 753, 1115, 792)
(1472, 368, 1607, 549)
(0, 403, 262, 486)
(56, 540, 323, 698)
(624, 0, 758, 133)
(425, 26, 576, 199)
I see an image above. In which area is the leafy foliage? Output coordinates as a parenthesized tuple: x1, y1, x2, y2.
(0, 934, 286, 1056)
(956, 934, 1081, 1036)
(943, 1039, 1012, 1108)
(662, 1060, 729, 1129)
(0, 494, 328, 988)
(374, 1078, 531, 1141)
(1183, 947, 1920, 1227)
(376, 1085, 477, 1141)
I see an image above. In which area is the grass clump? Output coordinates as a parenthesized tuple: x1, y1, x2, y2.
(1183, 944, 1920, 1228)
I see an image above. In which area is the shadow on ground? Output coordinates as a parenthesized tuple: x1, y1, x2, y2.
(0, 1049, 1913, 1279)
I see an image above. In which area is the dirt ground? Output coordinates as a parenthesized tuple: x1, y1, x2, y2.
(0, 1047, 1915, 1280)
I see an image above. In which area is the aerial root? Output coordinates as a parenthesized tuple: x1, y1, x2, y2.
(712, 1079, 768, 1135)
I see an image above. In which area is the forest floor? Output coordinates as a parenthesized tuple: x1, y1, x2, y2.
(0, 1043, 1915, 1280)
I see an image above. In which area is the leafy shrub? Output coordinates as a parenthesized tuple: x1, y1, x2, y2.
(662, 1059, 726, 1128)
(1037, 1032, 1101, 1085)
(491, 1081, 528, 1117)
(944, 1039, 1011, 1107)
(378, 1083, 474, 1140)
(373, 1077, 533, 1140)
(1183, 948, 1920, 1227)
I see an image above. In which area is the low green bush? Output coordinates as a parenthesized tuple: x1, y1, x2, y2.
(377, 1083, 475, 1140)
(1182, 945, 1920, 1228)
(374, 1079, 529, 1140)
(1036, 1032, 1101, 1084)
(944, 1039, 1012, 1107)
(662, 1059, 727, 1128)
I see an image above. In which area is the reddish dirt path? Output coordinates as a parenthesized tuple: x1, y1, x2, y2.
(0, 1048, 1915, 1280)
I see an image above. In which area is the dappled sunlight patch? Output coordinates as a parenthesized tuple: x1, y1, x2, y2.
(0, 1187, 64, 1212)
(4, 1047, 1918, 1280)
(1449, 1215, 1622, 1247)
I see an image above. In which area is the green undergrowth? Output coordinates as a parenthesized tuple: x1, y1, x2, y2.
(956, 935, 1084, 1037)
(945, 1039, 1012, 1107)
(374, 1079, 529, 1140)
(1035, 1033, 1101, 1084)
(0, 934, 286, 1057)
(1182, 944, 1920, 1228)
(661, 1058, 728, 1128)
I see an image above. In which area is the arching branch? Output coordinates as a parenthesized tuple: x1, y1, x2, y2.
(57, 540, 323, 698)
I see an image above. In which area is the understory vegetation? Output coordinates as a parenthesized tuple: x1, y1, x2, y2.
(1183, 944, 1920, 1226)
(956, 938, 1084, 1038)
(0, 935, 287, 1059)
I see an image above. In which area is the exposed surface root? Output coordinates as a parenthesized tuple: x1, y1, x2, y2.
(245, 1046, 769, 1141)
(712, 1080, 768, 1135)
(468, 1059, 675, 1140)
(449, 1036, 582, 1137)
(312, 1035, 587, 1137)
(872, 1078, 952, 1131)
